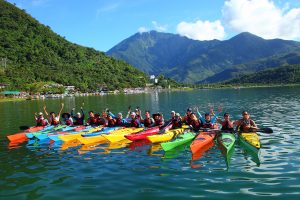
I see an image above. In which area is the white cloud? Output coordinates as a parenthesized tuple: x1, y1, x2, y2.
(138, 26, 148, 33)
(152, 21, 168, 32)
(222, 0, 300, 40)
(176, 20, 225, 40)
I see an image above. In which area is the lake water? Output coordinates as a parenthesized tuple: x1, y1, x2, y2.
(1, 87, 300, 199)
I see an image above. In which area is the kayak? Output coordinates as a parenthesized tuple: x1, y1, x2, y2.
(191, 142, 214, 161)
(125, 123, 173, 141)
(36, 126, 87, 141)
(239, 132, 260, 152)
(163, 141, 193, 159)
(161, 132, 197, 151)
(238, 132, 261, 165)
(217, 132, 236, 167)
(146, 128, 186, 143)
(78, 128, 143, 145)
(81, 127, 122, 137)
(190, 131, 216, 154)
(26, 125, 65, 139)
(58, 127, 103, 142)
(48, 126, 92, 142)
(102, 128, 144, 143)
(7, 126, 46, 142)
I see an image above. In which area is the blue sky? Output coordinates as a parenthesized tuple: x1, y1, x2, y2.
(7, 0, 300, 52)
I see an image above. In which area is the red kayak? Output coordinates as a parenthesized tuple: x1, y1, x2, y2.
(190, 131, 217, 154)
(125, 124, 173, 141)
(7, 126, 45, 142)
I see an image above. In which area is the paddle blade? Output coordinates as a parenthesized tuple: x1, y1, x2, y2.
(19, 126, 30, 130)
(258, 127, 273, 133)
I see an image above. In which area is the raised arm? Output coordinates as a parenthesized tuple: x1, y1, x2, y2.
(81, 107, 85, 120)
(43, 106, 49, 116)
(58, 103, 64, 117)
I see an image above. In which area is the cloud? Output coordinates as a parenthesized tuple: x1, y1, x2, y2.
(152, 21, 168, 32)
(176, 20, 225, 40)
(222, 0, 300, 40)
(96, 3, 120, 17)
(138, 26, 148, 33)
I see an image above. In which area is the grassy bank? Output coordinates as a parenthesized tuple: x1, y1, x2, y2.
(0, 98, 26, 103)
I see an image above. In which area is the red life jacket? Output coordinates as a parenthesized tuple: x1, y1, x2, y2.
(154, 119, 163, 126)
(65, 118, 73, 126)
(130, 118, 140, 128)
(172, 119, 182, 128)
(108, 119, 116, 127)
(239, 119, 255, 132)
(36, 118, 47, 126)
(191, 119, 201, 131)
(184, 115, 192, 125)
(50, 117, 59, 126)
(115, 118, 123, 126)
(96, 118, 107, 126)
(87, 117, 97, 125)
(143, 118, 152, 128)
(221, 121, 233, 131)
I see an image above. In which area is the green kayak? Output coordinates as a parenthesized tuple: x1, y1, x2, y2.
(217, 132, 236, 168)
(161, 132, 196, 151)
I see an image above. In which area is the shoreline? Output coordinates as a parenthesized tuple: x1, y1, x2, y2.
(1, 83, 299, 102)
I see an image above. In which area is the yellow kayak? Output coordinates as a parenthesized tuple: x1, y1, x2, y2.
(146, 127, 187, 143)
(102, 127, 144, 143)
(78, 127, 143, 145)
(240, 132, 261, 149)
(58, 127, 103, 142)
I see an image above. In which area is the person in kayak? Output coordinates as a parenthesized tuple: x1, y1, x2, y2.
(61, 113, 73, 126)
(234, 111, 258, 132)
(95, 112, 107, 126)
(152, 112, 164, 127)
(129, 112, 141, 128)
(173, 113, 183, 128)
(107, 114, 117, 127)
(189, 113, 202, 131)
(216, 113, 234, 131)
(141, 110, 154, 128)
(43, 103, 64, 126)
(86, 111, 97, 126)
(197, 108, 218, 129)
(182, 108, 193, 125)
(34, 112, 48, 126)
(114, 112, 127, 126)
(71, 106, 85, 125)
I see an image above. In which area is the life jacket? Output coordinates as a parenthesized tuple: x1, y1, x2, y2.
(36, 117, 47, 126)
(143, 118, 152, 128)
(202, 120, 215, 129)
(221, 121, 233, 131)
(239, 119, 255, 132)
(74, 118, 84, 126)
(108, 118, 116, 127)
(50, 117, 59, 126)
(184, 115, 192, 125)
(116, 118, 123, 126)
(154, 119, 163, 126)
(190, 119, 201, 131)
(65, 118, 73, 126)
(172, 118, 183, 129)
(130, 118, 140, 128)
(97, 117, 107, 126)
(87, 117, 97, 125)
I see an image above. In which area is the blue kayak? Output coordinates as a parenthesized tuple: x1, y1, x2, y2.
(48, 126, 94, 142)
(81, 127, 121, 137)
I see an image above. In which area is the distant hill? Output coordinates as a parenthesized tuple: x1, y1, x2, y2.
(107, 31, 300, 83)
(225, 64, 300, 84)
(0, 0, 147, 91)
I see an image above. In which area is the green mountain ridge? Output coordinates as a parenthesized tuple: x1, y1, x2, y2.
(107, 31, 300, 83)
(0, 0, 147, 91)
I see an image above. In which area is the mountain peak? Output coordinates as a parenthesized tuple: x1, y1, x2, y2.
(230, 32, 264, 41)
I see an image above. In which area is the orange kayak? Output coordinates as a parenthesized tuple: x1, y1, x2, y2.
(7, 126, 45, 142)
(190, 131, 216, 154)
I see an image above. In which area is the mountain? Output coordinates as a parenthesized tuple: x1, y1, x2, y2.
(0, 0, 147, 91)
(107, 31, 300, 83)
(225, 64, 300, 84)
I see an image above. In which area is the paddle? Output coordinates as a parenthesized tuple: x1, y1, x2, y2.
(19, 125, 30, 130)
(256, 127, 273, 134)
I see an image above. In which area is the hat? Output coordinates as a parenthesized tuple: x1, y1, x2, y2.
(118, 112, 122, 116)
(176, 113, 180, 117)
(38, 112, 43, 116)
(76, 112, 81, 116)
(171, 111, 175, 114)
(187, 108, 192, 112)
